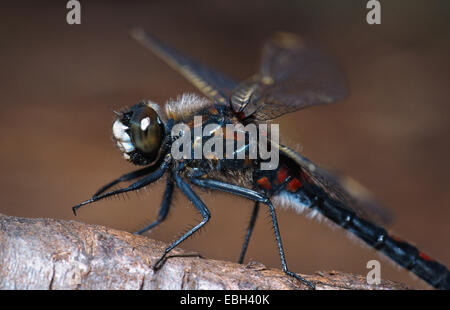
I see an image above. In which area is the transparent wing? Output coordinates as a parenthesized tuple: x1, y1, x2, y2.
(231, 32, 347, 121)
(277, 143, 392, 226)
(131, 28, 238, 105)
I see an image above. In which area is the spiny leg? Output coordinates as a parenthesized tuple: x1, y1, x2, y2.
(239, 201, 259, 264)
(134, 173, 174, 235)
(152, 172, 210, 270)
(93, 166, 160, 197)
(238, 177, 291, 264)
(72, 163, 168, 215)
(189, 177, 315, 289)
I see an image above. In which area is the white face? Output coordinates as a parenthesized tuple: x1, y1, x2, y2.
(111, 101, 166, 166)
(112, 119, 133, 160)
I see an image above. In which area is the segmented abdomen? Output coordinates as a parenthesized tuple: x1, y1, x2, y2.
(255, 157, 450, 289)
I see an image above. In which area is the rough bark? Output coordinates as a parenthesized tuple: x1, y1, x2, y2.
(0, 213, 409, 290)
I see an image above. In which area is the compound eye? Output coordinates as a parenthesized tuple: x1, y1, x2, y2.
(129, 105, 163, 155)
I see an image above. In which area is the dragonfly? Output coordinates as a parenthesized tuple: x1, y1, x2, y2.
(73, 28, 450, 289)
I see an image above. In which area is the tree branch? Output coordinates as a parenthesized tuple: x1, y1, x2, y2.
(0, 213, 408, 290)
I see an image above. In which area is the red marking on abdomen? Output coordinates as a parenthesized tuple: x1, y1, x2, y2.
(277, 166, 289, 184)
(419, 252, 433, 262)
(257, 177, 272, 190)
(287, 178, 302, 192)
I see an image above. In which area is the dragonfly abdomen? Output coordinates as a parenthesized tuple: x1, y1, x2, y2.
(316, 197, 450, 289)
(255, 163, 307, 193)
(271, 178, 450, 289)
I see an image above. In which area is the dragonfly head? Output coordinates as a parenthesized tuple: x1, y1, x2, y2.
(112, 101, 166, 165)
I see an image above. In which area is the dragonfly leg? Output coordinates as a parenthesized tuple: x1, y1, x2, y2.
(134, 173, 174, 235)
(239, 177, 291, 264)
(152, 172, 210, 270)
(238, 201, 259, 264)
(72, 162, 168, 215)
(93, 165, 161, 197)
(189, 177, 315, 289)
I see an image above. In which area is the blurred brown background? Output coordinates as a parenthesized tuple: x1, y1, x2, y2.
(1, 1, 449, 289)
